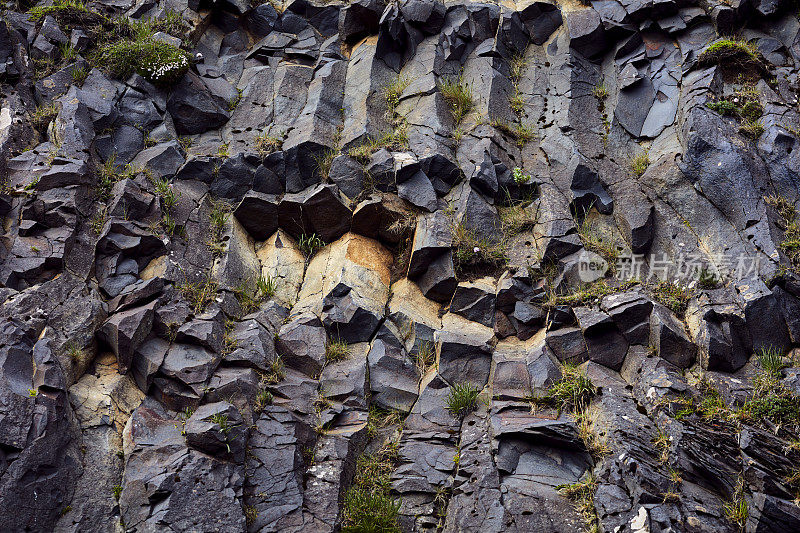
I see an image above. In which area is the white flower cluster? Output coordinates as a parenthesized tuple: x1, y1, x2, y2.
(141, 53, 188, 84)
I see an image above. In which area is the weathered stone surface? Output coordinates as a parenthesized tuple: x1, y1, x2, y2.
(5, 2, 800, 528)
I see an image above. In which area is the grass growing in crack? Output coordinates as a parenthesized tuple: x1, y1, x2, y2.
(244, 505, 258, 526)
(547, 279, 638, 308)
(697, 267, 720, 289)
(765, 195, 800, 271)
(723, 476, 749, 529)
(95, 155, 138, 201)
(630, 151, 650, 177)
(706, 84, 764, 140)
(65, 341, 86, 363)
(254, 389, 274, 412)
(534, 364, 595, 412)
(325, 338, 350, 363)
(699, 39, 759, 65)
(575, 210, 619, 269)
(735, 369, 800, 430)
(207, 198, 232, 257)
(385, 75, 411, 119)
(298, 233, 325, 258)
(347, 75, 411, 164)
(445, 382, 480, 418)
(451, 221, 507, 277)
(234, 274, 275, 313)
(177, 274, 218, 314)
(99, 38, 190, 86)
(557, 474, 599, 533)
(412, 341, 436, 376)
(341, 442, 401, 533)
(440, 74, 474, 140)
(757, 346, 787, 375)
(31, 102, 58, 132)
(254, 131, 284, 157)
(261, 357, 286, 384)
(153, 176, 178, 210)
(90, 206, 107, 234)
(592, 83, 608, 100)
(649, 280, 691, 317)
(652, 428, 671, 464)
(491, 120, 536, 148)
(366, 406, 404, 439)
(313, 148, 337, 180)
(222, 319, 238, 356)
(576, 409, 610, 460)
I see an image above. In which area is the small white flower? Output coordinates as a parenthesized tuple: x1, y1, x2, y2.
(473, 247, 480, 253)
(733, 97, 739, 103)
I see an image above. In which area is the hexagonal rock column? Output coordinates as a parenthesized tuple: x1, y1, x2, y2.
(293, 232, 393, 343)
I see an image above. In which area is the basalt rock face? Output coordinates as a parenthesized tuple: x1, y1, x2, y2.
(3, 0, 800, 532)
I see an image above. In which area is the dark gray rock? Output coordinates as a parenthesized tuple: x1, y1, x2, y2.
(233, 191, 279, 241)
(97, 303, 155, 374)
(417, 252, 457, 304)
(650, 305, 696, 369)
(167, 73, 230, 135)
(184, 401, 247, 461)
(450, 279, 496, 327)
(275, 313, 327, 378)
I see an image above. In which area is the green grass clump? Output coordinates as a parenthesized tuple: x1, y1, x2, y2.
(28, 0, 88, 20)
(491, 120, 536, 148)
(177, 274, 218, 313)
(707, 99, 738, 116)
(234, 273, 275, 313)
(451, 222, 507, 277)
(723, 477, 748, 529)
(537, 364, 595, 412)
(96, 156, 139, 200)
(740, 119, 764, 140)
(575, 211, 619, 269)
(98, 38, 190, 86)
(445, 382, 481, 418)
(757, 346, 787, 376)
(765, 195, 800, 270)
(385, 75, 411, 118)
(298, 233, 325, 258)
(557, 474, 599, 532)
(649, 281, 691, 317)
(31, 102, 59, 133)
(341, 443, 401, 533)
(699, 39, 759, 64)
(440, 74, 474, 137)
(630, 151, 650, 177)
(254, 131, 284, 157)
(592, 83, 608, 100)
(736, 370, 800, 429)
(325, 338, 351, 363)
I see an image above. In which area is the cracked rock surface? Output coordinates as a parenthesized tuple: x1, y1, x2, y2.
(2, 0, 800, 531)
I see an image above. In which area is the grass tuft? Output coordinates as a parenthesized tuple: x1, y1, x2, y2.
(98, 38, 190, 86)
(630, 151, 650, 177)
(445, 382, 481, 418)
(325, 338, 350, 363)
(558, 474, 599, 532)
(535, 364, 595, 412)
(440, 74, 474, 135)
(177, 274, 218, 314)
(341, 443, 401, 532)
(298, 233, 325, 258)
(723, 476, 749, 529)
(254, 131, 284, 157)
(649, 281, 691, 317)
